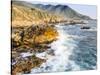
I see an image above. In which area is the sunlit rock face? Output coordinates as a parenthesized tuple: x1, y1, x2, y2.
(12, 25, 58, 47)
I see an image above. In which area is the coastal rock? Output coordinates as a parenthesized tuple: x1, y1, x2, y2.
(12, 25, 58, 47)
(12, 55, 46, 75)
(11, 24, 58, 75)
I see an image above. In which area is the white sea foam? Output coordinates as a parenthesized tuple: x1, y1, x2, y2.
(20, 52, 33, 58)
(31, 25, 81, 73)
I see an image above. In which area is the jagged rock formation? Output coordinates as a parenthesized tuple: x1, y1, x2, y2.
(12, 25, 58, 48)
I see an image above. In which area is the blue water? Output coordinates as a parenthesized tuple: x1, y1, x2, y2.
(69, 20, 97, 70)
(31, 20, 97, 73)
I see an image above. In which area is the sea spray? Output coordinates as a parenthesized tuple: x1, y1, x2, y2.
(31, 24, 81, 73)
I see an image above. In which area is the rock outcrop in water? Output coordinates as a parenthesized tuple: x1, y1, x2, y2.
(81, 26, 90, 29)
(12, 25, 58, 75)
(12, 25, 58, 48)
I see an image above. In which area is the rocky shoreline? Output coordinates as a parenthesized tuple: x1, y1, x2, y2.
(11, 1, 92, 74)
(11, 24, 58, 75)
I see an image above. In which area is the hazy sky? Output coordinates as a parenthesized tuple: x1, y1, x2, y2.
(67, 4, 97, 19)
(26, 1, 97, 19)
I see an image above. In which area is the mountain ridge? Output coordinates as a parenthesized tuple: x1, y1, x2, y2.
(12, 1, 64, 27)
(32, 4, 92, 20)
(12, 1, 92, 20)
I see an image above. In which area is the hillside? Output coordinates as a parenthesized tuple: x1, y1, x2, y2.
(33, 4, 91, 20)
(12, 1, 63, 27)
(12, 1, 91, 20)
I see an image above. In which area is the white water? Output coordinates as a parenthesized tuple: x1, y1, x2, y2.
(30, 25, 82, 73)
(20, 52, 34, 58)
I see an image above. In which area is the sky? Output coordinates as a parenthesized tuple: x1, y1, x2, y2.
(67, 4, 97, 19)
(26, 1, 97, 19)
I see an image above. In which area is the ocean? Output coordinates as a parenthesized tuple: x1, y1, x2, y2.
(30, 20, 97, 73)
